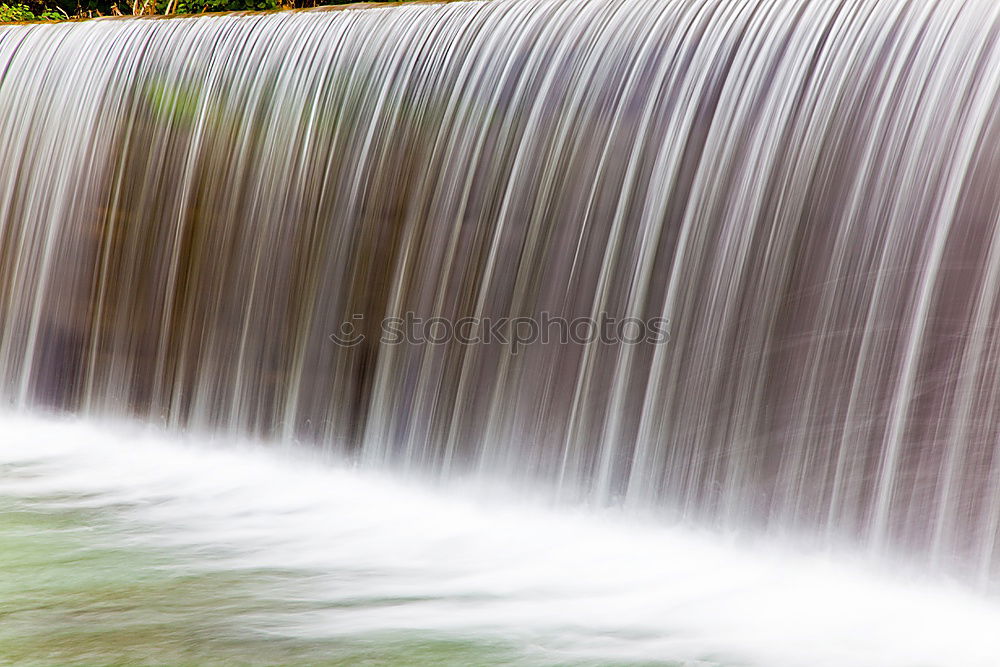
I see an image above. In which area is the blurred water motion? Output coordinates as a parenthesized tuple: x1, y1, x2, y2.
(3, 0, 1000, 587)
(4, 413, 1000, 666)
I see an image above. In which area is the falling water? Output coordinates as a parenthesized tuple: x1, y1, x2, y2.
(3, 0, 1000, 586)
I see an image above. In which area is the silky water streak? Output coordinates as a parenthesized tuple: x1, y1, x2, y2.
(3, 0, 1000, 583)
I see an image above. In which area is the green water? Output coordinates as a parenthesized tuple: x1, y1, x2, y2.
(0, 486, 678, 667)
(0, 496, 529, 666)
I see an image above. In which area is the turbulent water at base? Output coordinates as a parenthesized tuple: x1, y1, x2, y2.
(6, 413, 1000, 667)
(3, 0, 1000, 584)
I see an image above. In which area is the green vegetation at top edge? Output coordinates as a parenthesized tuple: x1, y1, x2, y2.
(1, 0, 433, 25)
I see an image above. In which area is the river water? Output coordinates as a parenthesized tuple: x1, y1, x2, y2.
(3, 412, 1000, 666)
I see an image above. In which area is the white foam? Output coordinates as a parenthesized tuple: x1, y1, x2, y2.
(2, 411, 999, 666)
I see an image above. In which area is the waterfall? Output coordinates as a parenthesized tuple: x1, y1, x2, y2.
(3, 0, 1000, 583)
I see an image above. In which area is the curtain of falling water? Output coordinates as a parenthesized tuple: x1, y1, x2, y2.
(3, 0, 1000, 582)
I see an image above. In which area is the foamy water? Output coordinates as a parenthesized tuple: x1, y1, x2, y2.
(3, 412, 999, 666)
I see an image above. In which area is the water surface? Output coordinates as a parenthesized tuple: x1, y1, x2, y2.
(3, 413, 1000, 666)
